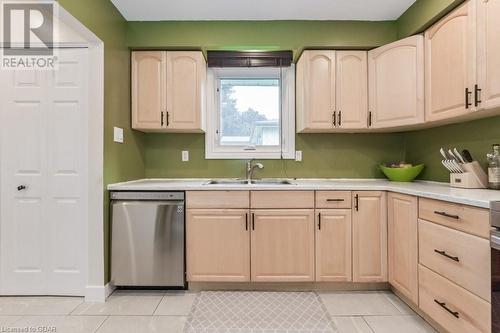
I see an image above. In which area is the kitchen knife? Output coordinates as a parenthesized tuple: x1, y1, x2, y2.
(453, 148, 466, 163)
(462, 149, 474, 163)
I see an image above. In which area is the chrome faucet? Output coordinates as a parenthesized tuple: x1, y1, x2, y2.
(246, 160, 264, 183)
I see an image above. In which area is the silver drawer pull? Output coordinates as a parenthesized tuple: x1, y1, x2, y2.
(434, 211, 460, 219)
(434, 249, 459, 262)
(434, 299, 460, 318)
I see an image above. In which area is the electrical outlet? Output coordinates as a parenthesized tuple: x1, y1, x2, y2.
(113, 127, 124, 143)
(295, 151, 302, 162)
(182, 150, 189, 162)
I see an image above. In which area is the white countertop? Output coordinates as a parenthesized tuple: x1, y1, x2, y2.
(107, 178, 500, 209)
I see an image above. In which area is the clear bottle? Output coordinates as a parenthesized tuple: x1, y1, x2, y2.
(488, 144, 500, 190)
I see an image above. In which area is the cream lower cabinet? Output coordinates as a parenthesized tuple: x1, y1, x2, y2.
(251, 209, 315, 282)
(368, 35, 424, 129)
(186, 209, 250, 282)
(352, 191, 388, 282)
(132, 51, 206, 132)
(315, 209, 352, 282)
(387, 193, 418, 305)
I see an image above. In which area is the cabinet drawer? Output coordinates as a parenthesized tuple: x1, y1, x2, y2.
(419, 265, 490, 333)
(418, 198, 489, 239)
(315, 191, 352, 209)
(186, 191, 249, 209)
(418, 219, 490, 302)
(251, 191, 314, 209)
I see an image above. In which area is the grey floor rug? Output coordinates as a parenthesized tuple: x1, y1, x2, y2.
(184, 291, 338, 333)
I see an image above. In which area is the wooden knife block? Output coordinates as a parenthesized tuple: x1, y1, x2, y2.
(450, 161, 488, 189)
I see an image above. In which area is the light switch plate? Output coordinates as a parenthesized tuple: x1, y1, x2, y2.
(182, 150, 189, 162)
(295, 151, 302, 162)
(113, 127, 124, 143)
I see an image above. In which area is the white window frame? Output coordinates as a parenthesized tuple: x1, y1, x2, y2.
(205, 66, 295, 159)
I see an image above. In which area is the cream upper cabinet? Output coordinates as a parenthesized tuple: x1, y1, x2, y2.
(425, 1, 477, 122)
(315, 209, 352, 282)
(352, 191, 388, 282)
(186, 209, 250, 282)
(132, 51, 166, 131)
(166, 52, 206, 132)
(477, 0, 500, 110)
(336, 51, 368, 130)
(296, 51, 336, 132)
(368, 35, 424, 129)
(251, 209, 315, 282)
(388, 193, 418, 305)
(132, 51, 206, 133)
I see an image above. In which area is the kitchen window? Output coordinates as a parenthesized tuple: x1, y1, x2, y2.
(205, 66, 295, 159)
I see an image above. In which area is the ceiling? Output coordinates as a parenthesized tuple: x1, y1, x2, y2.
(111, 0, 418, 21)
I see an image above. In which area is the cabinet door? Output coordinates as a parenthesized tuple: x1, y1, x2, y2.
(477, 0, 500, 110)
(336, 51, 368, 129)
(132, 51, 166, 130)
(352, 191, 388, 282)
(166, 51, 206, 131)
(425, 1, 477, 122)
(296, 51, 336, 132)
(316, 209, 352, 282)
(368, 35, 424, 129)
(388, 193, 418, 304)
(251, 209, 315, 282)
(186, 209, 250, 282)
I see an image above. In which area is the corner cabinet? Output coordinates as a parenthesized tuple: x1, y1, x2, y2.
(297, 50, 368, 132)
(388, 193, 418, 305)
(132, 51, 206, 133)
(368, 35, 425, 129)
(352, 191, 388, 282)
(424, 1, 477, 122)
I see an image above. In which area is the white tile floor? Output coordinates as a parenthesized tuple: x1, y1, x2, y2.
(0, 290, 436, 333)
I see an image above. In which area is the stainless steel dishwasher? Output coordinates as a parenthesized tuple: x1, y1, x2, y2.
(110, 191, 185, 287)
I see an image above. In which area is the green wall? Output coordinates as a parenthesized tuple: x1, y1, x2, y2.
(58, 0, 145, 282)
(404, 117, 500, 182)
(396, 0, 464, 37)
(145, 134, 405, 179)
(127, 20, 398, 61)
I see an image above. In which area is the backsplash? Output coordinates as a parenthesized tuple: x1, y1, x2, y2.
(144, 133, 406, 179)
(404, 115, 500, 182)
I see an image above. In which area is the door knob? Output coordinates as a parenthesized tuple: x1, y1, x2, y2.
(17, 185, 26, 191)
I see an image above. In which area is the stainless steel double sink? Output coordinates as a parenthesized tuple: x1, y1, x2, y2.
(204, 179, 295, 185)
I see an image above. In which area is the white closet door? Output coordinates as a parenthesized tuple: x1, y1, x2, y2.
(1, 69, 49, 294)
(45, 49, 88, 295)
(0, 49, 88, 296)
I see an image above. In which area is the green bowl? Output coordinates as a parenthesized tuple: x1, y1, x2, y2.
(379, 164, 425, 182)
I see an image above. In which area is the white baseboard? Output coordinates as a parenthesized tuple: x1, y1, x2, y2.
(85, 282, 116, 302)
